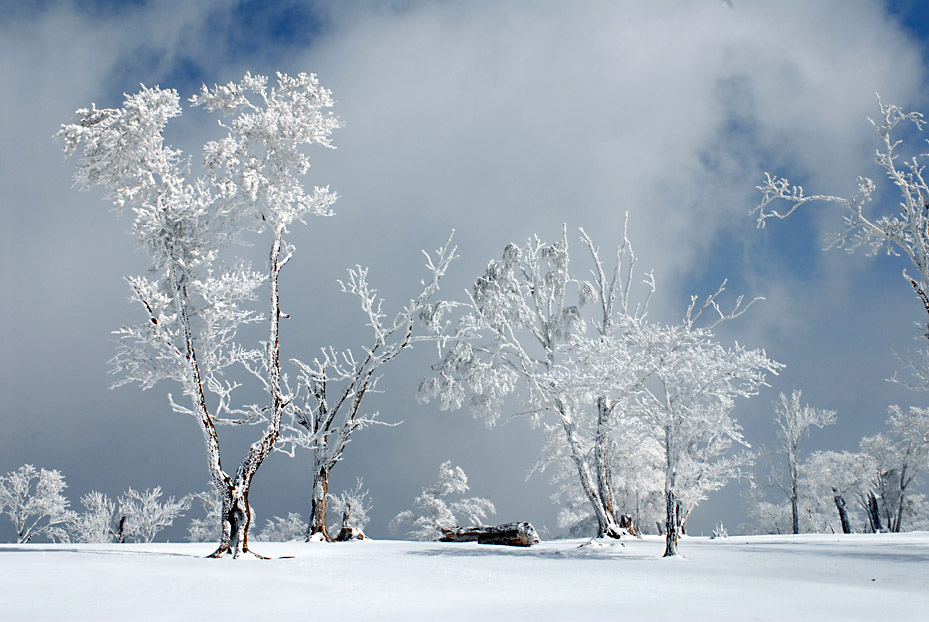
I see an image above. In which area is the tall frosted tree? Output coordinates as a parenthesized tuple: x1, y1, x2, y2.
(772, 390, 836, 535)
(572, 289, 780, 556)
(59, 71, 339, 557)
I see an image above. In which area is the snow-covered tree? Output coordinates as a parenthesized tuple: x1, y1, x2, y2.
(0, 465, 74, 543)
(419, 227, 653, 539)
(754, 98, 929, 369)
(801, 450, 870, 534)
(619, 292, 778, 556)
(59, 71, 339, 557)
(116, 487, 190, 543)
(255, 513, 305, 542)
(328, 478, 372, 540)
(278, 236, 456, 541)
(390, 461, 495, 541)
(69, 491, 118, 543)
(860, 405, 929, 532)
(771, 390, 837, 534)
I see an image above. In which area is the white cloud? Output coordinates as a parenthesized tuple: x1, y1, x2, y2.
(2, 0, 926, 538)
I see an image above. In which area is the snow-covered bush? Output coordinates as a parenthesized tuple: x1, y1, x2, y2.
(0, 464, 75, 543)
(186, 488, 221, 543)
(328, 478, 373, 537)
(116, 487, 190, 543)
(255, 513, 305, 542)
(390, 462, 495, 541)
(69, 491, 117, 543)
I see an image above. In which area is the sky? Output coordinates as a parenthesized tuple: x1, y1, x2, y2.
(2, 0, 929, 541)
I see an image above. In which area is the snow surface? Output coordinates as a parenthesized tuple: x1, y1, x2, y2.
(1, 533, 926, 621)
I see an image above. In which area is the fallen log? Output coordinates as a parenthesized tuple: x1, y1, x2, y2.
(438, 522, 540, 547)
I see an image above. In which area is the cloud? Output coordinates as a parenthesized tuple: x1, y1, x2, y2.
(2, 0, 927, 539)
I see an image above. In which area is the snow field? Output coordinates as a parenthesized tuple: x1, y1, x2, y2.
(0, 533, 925, 621)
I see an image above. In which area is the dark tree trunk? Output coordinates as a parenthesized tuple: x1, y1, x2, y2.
(832, 488, 851, 534)
(439, 522, 540, 547)
(663, 488, 679, 557)
(866, 491, 883, 533)
(306, 465, 331, 541)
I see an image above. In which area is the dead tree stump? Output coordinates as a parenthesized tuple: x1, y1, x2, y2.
(438, 522, 540, 547)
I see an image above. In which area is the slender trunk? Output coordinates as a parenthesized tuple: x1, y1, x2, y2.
(663, 427, 678, 557)
(832, 488, 851, 534)
(559, 405, 621, 539)
(166, 259, 237, 557)
(893, 467, 908, 533)
(789, 460, 800, 535)
(210, 232, 286, 558)
(663, 486, 679, 557)
(594, 397, 616, 523)
(306, 465, 331, 541)
(866, 491, 883, 533)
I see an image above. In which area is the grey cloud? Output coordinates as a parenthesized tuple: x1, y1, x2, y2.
(2, 0, 927, 540)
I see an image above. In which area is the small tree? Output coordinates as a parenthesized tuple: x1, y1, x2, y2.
(116, 487, 190, 543)
(0, 465, 74, 543)
(390, 461, 495, 541)
(278, 236, 456, 541)
(772, 390, 837, 534)
(69, 491, 118, 543)
(328, 478, 372, 540)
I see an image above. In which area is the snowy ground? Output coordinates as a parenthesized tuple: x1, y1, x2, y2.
(1, 533, 926, 621)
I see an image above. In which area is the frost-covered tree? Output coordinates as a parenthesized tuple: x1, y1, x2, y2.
(622, 293, 778, 556)
(116, 487, 190, 543)
(278, 236, 456, 541)
(801, 450, 870, 534)
(754, 98, 929, 371)
(69, 491, 118, 543)
(390, 461, 495, 541)
(328, 478, 372, 540)
(860, 405, 929, 532)
(0, 465, 75, 543)
(420, 227, 653, 539)
(58, 71, 339, 557)
(772, 391, 837, 534)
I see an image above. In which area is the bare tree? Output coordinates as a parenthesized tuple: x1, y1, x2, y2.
(772, 390, 837, 534)
(277, 236, 457, 541)
(59, 71, 340, 557)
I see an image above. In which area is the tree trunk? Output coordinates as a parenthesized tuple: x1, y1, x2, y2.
(208, 232, 287, 558)
(866, 491, 883, 533)
(790, 474, 800, 535)
(439, 522, 540, 547)
(663, 487, 679, 557)
(832, 488, 851, 534)
(560, 410, 622, 539)
(594, 397, 616, 523)
(306, 465, 331, 542)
